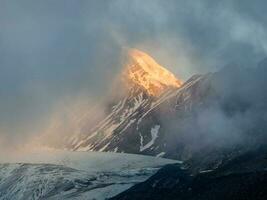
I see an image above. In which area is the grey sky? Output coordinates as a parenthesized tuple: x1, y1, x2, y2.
(0, 0, 267, 141)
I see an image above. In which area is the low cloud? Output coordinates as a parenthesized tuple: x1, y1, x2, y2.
(1, 0, 267, 149)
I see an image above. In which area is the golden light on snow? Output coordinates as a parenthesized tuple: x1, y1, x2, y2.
(125, 49, 183, 96)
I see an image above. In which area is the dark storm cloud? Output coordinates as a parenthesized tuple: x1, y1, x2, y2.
(0, 0, 267, 141)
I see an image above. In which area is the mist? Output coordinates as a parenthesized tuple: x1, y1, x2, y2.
(1, 0, 267, 150)
(161, 61, 267, 161)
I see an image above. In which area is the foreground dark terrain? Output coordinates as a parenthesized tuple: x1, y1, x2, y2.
(111, 148, 267, 200)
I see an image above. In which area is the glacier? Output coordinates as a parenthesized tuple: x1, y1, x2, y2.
(0, 150, 177, 200)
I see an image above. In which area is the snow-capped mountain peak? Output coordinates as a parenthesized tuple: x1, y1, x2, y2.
(56, 49, 186, 154)
(123, 49, 183, 96)
(44, 49, 204, 158)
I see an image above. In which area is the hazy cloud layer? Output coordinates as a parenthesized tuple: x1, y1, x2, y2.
(0, 0, 267, 142)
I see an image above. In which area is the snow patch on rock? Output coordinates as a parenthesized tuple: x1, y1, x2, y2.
(140, 125, 160, 152)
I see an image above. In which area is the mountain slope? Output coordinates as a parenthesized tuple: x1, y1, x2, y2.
(67, 72, 213, 158)
(64, 49, 185, 156)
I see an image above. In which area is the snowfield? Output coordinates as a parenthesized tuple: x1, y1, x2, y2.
(0, 150, 177, 200)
